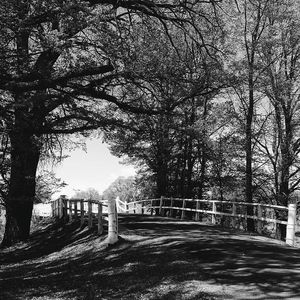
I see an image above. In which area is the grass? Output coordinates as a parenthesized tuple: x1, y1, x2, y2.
(1, 215, 300, 299)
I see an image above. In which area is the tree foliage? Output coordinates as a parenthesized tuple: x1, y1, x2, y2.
(72, 187, 102, 201)
(102, 176, 141, 202)
(0, 0, 221, 246)
(35, 170, 67, 203)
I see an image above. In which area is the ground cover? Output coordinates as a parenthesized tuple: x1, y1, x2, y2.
(1, 215, 300, 299)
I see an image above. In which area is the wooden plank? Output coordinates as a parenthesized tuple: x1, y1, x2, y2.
(69, 200, 73, 223)
(98, 203, 103, 235)
(88, 200, 93, 229)
(232, 203, 236, 228)
(74, 201, 78, 219)
(80, 199, 85, 227)
(212, 201, 216, 225)
(195, 200, 200, 221)
(170, 197, 174, 218)
(162, 197, 288, 211)
(151, 199, 154, 215)
(257, 204, 262, 234)
(159, 196, 163, 215)
(286, 203, 297, 246)
(181, 199, 186, 219)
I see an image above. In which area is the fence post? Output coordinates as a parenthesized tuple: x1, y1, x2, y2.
(159, 196, 163, 216)
(80, 199, 85, 227)
(151, 199, 154, 215)
(232, 202, 236, 228)
(62, 198, 67, 222)
(125, 200, 129, 213)
(181, 199, 186, 219)
(286, 203, 297, 246)
(51, 201, 55, 217)
(106, 198, 118, 245)
(115, 196, 120, 213)
(141, 201, 144, 215)
(69, 200, 73, 223)
(212, 201, 216, 225)
(88, 200, 93, 229)
(98, 203, 103, 235)
(195, 200, 200, 221)
(170, 197, 174, 217)
(133, 202, 136, 214)
(58, 198, 62, 219)
(74, 200, 78, 219)
(244, 204, 248, 230)
(257, 204, 262, 234)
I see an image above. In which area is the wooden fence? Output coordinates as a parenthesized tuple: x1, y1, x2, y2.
(116, 197, 297, 247)
(51, 196, 118, 244)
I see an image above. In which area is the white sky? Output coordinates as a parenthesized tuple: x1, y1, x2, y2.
(50, 139, 136, 198)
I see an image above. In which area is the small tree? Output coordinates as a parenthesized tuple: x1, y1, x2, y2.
(35, 170, 67, 203)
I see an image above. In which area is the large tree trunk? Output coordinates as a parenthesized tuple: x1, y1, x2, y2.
(1, 130, 40, 247)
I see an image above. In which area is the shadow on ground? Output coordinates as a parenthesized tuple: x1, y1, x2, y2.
(1, 215, 300, 300)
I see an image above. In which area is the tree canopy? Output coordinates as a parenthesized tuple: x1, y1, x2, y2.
(2, 0, 300, 246)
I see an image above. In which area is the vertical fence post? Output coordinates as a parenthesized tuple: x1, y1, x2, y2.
(74, 201, 78, 219)
(232, 203, 236, 228)
(212, 201, 216, 225)
(98, 202, 103, 235)
(51, 201, 55, 217)
(141, 201, 144, 215)
(257, 204, 262, 234)
(115, 196, 120, 213)
(56, 200, 58, 217)
(170, 197, 174, 217)
(195, 200, 200, 221)
(125, 200, 129, 213)
(106, 198, 118, 245)
(159, 196, 164, 216)
(69, 200, 73, 223)
(58, 198, 62, 219)
(88, 200, 93, 229)
(62, 198, 67, 222)
(80, 199, 85, 227)
(286, 203, 297, 246)
(150, 199, 154, 216)
(244, 204, 248, 230)
(133, 202, 136, 214)
(181, 199, 186, 219)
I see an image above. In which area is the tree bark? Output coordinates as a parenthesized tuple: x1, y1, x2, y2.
(1, 129, 40, 247)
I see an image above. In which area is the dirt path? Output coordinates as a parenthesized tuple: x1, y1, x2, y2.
(1, 215, 300, 299)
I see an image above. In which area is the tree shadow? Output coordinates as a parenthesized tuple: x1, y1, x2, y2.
(0, 218, 106, 264)
(1, 215, 300, 299)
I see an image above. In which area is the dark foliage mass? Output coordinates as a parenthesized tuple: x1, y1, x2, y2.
(1, 0, 300, 246)
(0, 0, 219, 246)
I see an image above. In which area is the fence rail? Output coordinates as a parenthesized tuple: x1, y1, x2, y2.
(116, 197, 297, 247)
(51, 197, 117, 241)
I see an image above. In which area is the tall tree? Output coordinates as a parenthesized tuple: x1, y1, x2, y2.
(256, 0, 300, 238)
(227, 0, 270, 231)
(262, 0, 300, 205)
(104, 20, 224, 198)
(0, 0, 221, 247)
